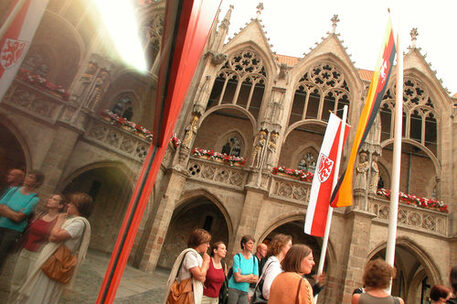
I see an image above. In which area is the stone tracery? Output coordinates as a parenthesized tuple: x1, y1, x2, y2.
(206, 48, 267, 119)
(290, 62, 350, 125)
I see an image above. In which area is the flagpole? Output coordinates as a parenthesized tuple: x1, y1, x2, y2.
(0, 0, 27, 40)
(315, 105, 348, 300)
(385, 27, 403, 292)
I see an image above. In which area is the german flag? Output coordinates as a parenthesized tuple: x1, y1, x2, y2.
(331, 18, 396, 208)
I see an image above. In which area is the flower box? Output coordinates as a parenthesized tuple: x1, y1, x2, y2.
(272, 166, 313, 182)
(376, 188, 448, 213)
(101, 109, 153, 141)
(191, 148, 246, 166)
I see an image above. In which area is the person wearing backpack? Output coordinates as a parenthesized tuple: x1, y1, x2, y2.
(203, 241, 227, 304)
(227, 235, 258, 304)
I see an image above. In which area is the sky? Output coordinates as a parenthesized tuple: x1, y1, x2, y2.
(219, 0, 457, 95)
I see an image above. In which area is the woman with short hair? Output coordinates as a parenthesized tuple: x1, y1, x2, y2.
(260, 233, 292, 300)
(227, 235, 258, 304)
(351, 258, 404, 304)
(165, 228, 212, 304)
(15, 192, 93, 304)
(268, 244, 315, 304)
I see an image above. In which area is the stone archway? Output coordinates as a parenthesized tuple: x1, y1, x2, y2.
(157, 196, 230, 269)
(0, 122, 27, 192)
(368, 241, 440, 304)
(62, 165, 132, 254)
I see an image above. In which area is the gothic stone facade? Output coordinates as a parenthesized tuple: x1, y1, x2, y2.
(0, 2, 456, 304)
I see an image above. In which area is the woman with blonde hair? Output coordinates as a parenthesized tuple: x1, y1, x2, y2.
(259, 233, 292, 301)
(15, 192, 93, 304)
(268, 244, 315, 304)
(351, 258, 404, 304)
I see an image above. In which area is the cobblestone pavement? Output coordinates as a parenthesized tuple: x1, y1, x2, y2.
(0, 250, 169, 304)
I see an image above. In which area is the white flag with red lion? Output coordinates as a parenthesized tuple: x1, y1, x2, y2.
(305, 113, 350, 237)
(0, 0, 49, 101)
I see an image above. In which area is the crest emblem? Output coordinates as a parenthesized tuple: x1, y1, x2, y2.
(1, 39, 26, 70)
(317, 153, 334, 183)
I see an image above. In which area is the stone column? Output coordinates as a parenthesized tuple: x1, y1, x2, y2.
(138, 170, 187, 272)
(335, 208, 376, 303)
(230, 186, 265, 256)
(38, 124, 81, 199)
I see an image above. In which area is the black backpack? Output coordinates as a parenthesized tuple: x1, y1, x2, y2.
(219, 259, 229, 304)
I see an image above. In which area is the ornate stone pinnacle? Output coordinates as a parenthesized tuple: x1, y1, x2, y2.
(256, 2, 264, 19)
(331, 14, 340, 33)
(410, 28, 418, 48)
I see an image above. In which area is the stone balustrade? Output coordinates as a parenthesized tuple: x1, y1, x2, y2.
(370, 195, 448, 236)
(269, 174, 311, 205)
(187, 157, 248, 190)
(3, 80, 65, 123)
(85, 116, 150, 163)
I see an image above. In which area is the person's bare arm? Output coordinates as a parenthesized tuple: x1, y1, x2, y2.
(49, 214, 72, 242)
(234, 270, 257, 283)
(351, 294, 360, 304)
(189, 252, 210, 282)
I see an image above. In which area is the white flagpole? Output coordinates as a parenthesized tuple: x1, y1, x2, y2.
(315, 105, 348, 301)
(385, 25, 403, 293)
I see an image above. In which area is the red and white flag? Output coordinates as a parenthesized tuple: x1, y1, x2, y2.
(0, 0, 49, 101)
(305, 113, 350, 237)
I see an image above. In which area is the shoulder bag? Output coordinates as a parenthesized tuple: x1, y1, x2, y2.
(295, 278, 304, 304)
(166, 251, 194, 304)
(40, 220, 85, 284)
(250, 259, 275, 304)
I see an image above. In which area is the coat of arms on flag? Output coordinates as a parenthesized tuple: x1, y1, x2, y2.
(1, 39, 26, 70)
(317, 153, 334, 183)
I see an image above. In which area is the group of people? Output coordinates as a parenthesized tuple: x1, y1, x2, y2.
(167, 228, 457, 304)
(165, 229, 323, 304)
(0, 168, 94, 304)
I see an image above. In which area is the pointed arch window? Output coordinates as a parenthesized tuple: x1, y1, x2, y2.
(380, 102, 392, 142)
(206, 49, 267, 120)
(297, 151, 317, 172)
(22, 46, 51, 77)
(221, 134, 243, 157)
(112, 94, 134, 120)
(290, 63, 350, 126)
(381, 78, 438, 156)
(425, 112, 437, 154)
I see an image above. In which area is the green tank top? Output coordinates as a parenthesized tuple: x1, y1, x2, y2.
(360, 293, 396, 304)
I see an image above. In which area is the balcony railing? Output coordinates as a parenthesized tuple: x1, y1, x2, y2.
(84, 116, 150, 163)
(370, 195, 448, 236)
(3, 79, 66, 123)
(187, 156, 248, 190)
